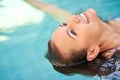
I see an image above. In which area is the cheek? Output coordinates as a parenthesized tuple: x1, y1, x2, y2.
(76, 24, 91, 35)
(76, 30, 88, 46)
(76, 24, 95, 41)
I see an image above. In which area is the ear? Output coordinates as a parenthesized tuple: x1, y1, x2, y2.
(87, 45, 100, 61)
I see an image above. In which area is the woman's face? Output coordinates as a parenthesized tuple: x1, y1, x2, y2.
(51, 8, 103, 56)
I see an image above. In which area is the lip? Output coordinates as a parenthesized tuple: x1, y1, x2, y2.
(79, 12, 89, 23)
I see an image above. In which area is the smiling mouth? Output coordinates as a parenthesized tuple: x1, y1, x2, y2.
(80, 13, 89, 23)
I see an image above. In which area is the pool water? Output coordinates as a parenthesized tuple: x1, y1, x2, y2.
(0, 0, 120, 80)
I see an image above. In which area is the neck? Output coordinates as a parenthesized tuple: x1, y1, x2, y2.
(99, 21, 120, 52)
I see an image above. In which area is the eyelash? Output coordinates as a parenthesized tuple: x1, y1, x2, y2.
(67, 29, 77, 39)
(59, 23, 77, 37)
(60, 23, 67, 26)
(69, 29, 77, 36)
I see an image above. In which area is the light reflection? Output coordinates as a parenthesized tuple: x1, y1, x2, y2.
(0, 0, 44, 32)
(0, 36, 10, 42)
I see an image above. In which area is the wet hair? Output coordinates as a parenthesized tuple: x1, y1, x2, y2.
(46, 41, 120, 76)
(46, 40, 87, 67)
(52, 51, 120, 76)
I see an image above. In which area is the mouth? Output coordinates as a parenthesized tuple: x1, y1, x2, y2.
(80, 13, 89, 23)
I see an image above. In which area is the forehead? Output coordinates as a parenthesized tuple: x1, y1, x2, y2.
(51, 27, 72, 54)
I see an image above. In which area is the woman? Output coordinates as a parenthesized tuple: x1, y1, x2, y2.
(25, 0, 120, 76)
(46, 9, 120, 76)
(47, 8, 120, 66)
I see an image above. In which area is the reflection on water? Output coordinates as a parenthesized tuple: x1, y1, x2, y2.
(0, 36, 10, 42)
(0, 0, 44, 32)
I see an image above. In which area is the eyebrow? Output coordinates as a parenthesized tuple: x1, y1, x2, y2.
(66, 29, 75, 40)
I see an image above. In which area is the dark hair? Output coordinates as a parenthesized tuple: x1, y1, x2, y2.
(46, 40, 120, 76)
(46, 40, 87, 67)
(52, 51, 120, 76)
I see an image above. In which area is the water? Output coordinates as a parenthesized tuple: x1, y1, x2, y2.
(0, 0, 120, 80)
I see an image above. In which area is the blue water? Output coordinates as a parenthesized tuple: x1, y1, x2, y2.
(0, 0, 120, 80)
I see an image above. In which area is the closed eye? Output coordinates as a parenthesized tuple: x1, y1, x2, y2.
(67, 29, 77, 39)
(70, 29, 77, 36)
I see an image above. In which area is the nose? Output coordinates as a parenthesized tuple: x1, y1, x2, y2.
(67, 15, 80, 28)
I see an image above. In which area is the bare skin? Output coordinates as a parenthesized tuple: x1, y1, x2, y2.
(51, 9, 120, 61)
(25, 0, 120, 61)
(101, 20, 120, 59)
